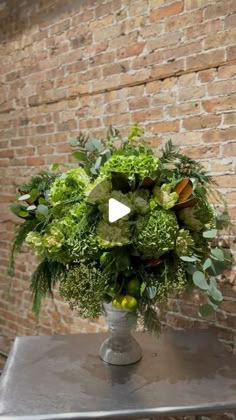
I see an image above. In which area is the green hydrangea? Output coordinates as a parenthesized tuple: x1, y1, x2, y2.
(178, 200, 215, 232)
(26, 232, 45, 256)
(175, 229, 194, 257)
(49, 168, 90, 206)
(153, 183, 179, 210)
(135, 209, 179, 258)
(96, 220, 131, 248)
(101, 153, 159, 180)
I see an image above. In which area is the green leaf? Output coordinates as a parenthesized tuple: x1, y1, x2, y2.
(203, 258, 212, 271)
(140, 282, 146, 296)
(19, 211, 29, 218)
(72, 151, 87, 161)
(18, 194, 31, 201)
(198, 303, 216, 317)
(38, 197, 47, 205)
(203, 229, 217, 238)
(29, 189, 39, 202)
(9, 203, 22, 216)
(36, 204, 48, 219)
(94, 156, 102, 171)
(192, 271, 209, 290)
(49, 162, 59, 171)
(211, 248, 224, 261)
(208, 278, 223, 302)
(69, 138, 79, 146)
(185, 263, 197, 275)
(180, 255, 198, 262)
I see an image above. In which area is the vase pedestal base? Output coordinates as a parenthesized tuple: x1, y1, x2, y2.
(100, 303, 142, 366)
(99, 335, 142, 366)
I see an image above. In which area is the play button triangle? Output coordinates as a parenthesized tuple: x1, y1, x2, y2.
(108, 198, 131, 223)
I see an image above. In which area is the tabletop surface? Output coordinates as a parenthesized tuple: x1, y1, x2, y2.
(0, 329, 235, 419)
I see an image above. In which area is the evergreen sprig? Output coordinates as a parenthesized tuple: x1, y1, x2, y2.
(30, 259, 65, 316)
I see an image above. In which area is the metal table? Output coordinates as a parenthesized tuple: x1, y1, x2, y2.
(0, 330, 235, 419)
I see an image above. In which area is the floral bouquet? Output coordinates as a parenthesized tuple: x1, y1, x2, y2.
(10, 125, 232, 334)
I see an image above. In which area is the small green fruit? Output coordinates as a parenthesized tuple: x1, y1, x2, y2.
(126, 278, 140, 298)
(120, 295, 138, 311)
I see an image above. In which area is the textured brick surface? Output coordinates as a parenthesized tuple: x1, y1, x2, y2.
(0, 0, 235, 358)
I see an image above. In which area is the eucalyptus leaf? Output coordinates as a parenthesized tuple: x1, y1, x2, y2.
(203, 229, 217, 238)
(203, 258, 212, 271)
(208, 278, 223, 302)
(180, 255, 198, 262)
(192, 271, 209, 290)
(69, 138, 79, 146)
(94, 156, 102, 170)
(36, 204, 48, 218)
(72, 151, 87, 161)
(211, 248, 224, 261)
(9, 203, 22, 216)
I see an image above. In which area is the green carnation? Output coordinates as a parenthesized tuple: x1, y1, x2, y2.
(179, 200, 215, 232)
(101, 153, 159, 180)
(26, 231, 45, 256)
(135, 209, 179, 258)
(153, 183, 179, 210)
(96, 220, 131, 248)
(175, 229, 194, 257)
(49, 168, 90, 206)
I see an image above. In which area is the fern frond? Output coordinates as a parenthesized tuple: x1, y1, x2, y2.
(30, 259, 65, 316)
(9, 219, 38, 275)
(143, 306, 161, 336)
(160, 139, 180, 163)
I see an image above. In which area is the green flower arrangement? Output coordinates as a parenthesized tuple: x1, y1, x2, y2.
(10, 124, 233, 334)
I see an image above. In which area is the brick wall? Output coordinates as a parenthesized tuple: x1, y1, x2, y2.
(0, 0, 235, 350)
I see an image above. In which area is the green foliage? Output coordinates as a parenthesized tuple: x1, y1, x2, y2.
(59, 264, 110, 318)
(30, 259, 65, 316)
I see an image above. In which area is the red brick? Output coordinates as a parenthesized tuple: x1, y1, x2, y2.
(186, 50, 225, 72)
(203, 96, 236, 112)
(117, 42, 145, 59)
(150, 1, 183, 21)
(183, 115, 221, 130)
(147, 120, 180, 134)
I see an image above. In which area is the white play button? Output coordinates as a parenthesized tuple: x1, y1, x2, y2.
(108, 198, 131, 223)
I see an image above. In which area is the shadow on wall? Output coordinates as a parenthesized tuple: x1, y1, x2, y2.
(0, 0, 96, 41)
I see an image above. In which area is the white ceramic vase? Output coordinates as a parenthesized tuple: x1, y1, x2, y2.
(99, 302, 142, 365)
